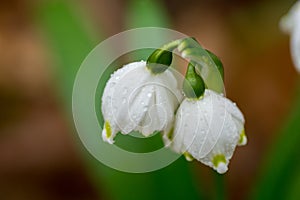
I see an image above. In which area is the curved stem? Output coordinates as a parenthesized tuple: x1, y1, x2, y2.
(159, 37, 225, 94)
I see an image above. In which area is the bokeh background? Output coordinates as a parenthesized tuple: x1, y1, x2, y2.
(1, 0, 299, 199)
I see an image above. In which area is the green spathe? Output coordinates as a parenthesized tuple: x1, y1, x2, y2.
(146, 48, 172, 74)
(205, 50, 224, 80)
(183, 62, 205, 99)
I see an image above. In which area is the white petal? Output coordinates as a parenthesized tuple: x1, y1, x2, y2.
(154, 85, 179, 132)
(167, 100, 190, 153)
(135, 68, 182, 136)
(136, 87, 161, 136)
(116, 84, 154, 134)
(216, 162, 228, 174)
(101, 61, 151, 141)
(101, 61, 183, 142)
(222, 94, 247, 146)
(167, 89, 245, 174)
(291, 25, 300, 72)
(195, 90, 231, 159)
(102, 121, 117, 144)
(223, 97, 245, 123)
(280, 1, 300, 73)
(280, 1, 300, 34)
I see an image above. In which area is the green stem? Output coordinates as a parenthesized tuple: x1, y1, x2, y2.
(161, 38, 183, 51)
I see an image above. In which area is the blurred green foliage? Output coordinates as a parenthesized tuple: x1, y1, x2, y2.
(37, 0, 300, 199)
(38, 0, 201, 199)
(37, 1, 96, 109)
(252, 82, 300, 200)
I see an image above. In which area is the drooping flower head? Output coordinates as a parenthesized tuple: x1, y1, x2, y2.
(164, 89, 246, 174)
(101, 49, 183, 144)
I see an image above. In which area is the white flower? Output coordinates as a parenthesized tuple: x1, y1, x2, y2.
(164, 89, 247, 174)
(280, 1, 300, 72)
(101, 61, 183, 144)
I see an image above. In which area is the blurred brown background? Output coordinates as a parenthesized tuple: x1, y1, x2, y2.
(0, 0, 297, 199)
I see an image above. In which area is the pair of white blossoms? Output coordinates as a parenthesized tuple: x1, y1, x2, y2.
(101, 45, 247, 174)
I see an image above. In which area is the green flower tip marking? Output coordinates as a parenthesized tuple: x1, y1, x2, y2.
(184, 152, 194, 161)
(238, 129, 247, 146)
(166, 127, 174, 140)
(104, 121, 112, 139)
(212, 154, 228, 174)
(146, 48, 173, 74)
(183, 62, 205, 99)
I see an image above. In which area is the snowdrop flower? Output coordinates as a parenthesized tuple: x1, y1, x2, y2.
(280, 1, 300, 72)
(164, 62, 246, 174)
(101, 49, 183, 144)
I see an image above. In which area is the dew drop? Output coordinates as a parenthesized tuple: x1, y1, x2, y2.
(147, 93, 152, 98)
(115, 76, 120, 80)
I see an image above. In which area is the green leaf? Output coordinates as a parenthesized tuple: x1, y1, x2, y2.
(126, 0, 170, 28)
(125, 0, 171, 61)
(37, 0, 96, 108)
(251, 82, 300, 200)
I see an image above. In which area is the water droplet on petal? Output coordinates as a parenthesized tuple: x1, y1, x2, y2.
(122, 98, 126, 104)
(147, 93, 152, 97)
(115, 76, 120, 80)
